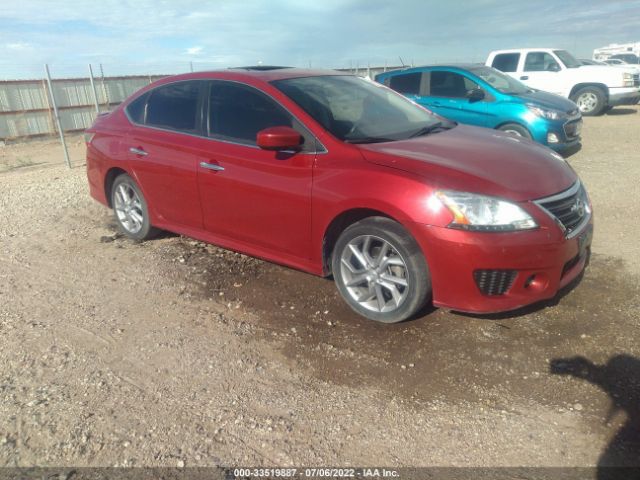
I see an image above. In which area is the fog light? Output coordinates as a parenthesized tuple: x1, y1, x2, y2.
(547, 132, 560, 144)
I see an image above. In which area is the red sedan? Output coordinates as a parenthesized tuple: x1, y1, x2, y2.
(86, 68, 593, 323)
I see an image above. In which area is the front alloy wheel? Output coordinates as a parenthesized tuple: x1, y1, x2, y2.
(332, 217, 431, 323)
(340, 235, 410, 313)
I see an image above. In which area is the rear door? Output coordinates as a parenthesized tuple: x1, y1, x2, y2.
(420, 70, 489, 126)
(196, 80, 315, 260)
(125, 81, 205, 229)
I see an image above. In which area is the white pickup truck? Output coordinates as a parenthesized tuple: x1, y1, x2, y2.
(486, 48, 640, 115)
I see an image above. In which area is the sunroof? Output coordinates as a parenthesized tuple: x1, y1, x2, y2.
(230, 66, 293, 71)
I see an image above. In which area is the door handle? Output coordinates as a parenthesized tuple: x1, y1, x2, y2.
(129, 147, 148, 156)
(432, 101, 441, 106)
(199, 161, 224, 172)
(520, 76, 529, 80)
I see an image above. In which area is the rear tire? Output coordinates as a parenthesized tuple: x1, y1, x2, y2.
(571, 87, 606, 116)
(497, 123, 532, 139)
(331, 217, 431, 323)
(111, 174, 159, 241)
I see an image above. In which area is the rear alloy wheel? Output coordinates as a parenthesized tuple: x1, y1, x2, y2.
(332, 217, 431, 323)
(571, 87, 606, 116)
(497, 123, 532, 139)
(111, 174, 158, 241)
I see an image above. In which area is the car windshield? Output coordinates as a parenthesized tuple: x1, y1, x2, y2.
(468, 66, 531, 95)
(272, 75, 447, 143)
(554, 50, 581, 68)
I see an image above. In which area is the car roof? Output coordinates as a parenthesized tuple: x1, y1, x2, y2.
(377, 63, 487, 76)
(489, 48, 564, 55)
(152, 68, 352, 84)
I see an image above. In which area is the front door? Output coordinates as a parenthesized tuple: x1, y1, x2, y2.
(418, 71, 489, 127)
(197, 80, 315, 260)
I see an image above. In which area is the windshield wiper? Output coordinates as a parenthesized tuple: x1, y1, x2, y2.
(408, 121, 453, 138)
(344, 137, 394, 144)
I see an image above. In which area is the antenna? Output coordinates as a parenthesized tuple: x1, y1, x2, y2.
(398, 56, 405, 67)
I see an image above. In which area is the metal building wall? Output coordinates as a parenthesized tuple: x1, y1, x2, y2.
(0, 75, 164, 140)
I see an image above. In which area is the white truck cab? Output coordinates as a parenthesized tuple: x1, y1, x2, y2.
(486, 48, 640, 115)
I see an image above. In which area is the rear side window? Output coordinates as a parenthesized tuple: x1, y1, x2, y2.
(389, 72, 422, 94)
(126, 92, 149, 124)
(145, 81, 201, 132)
(524, 52, 560, 72)
(492, 53, 520, 72)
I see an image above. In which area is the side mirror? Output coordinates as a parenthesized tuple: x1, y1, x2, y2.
(466, 88, 485, 101)
(547, 63, 561, 72)
(256, 126, 304, 151)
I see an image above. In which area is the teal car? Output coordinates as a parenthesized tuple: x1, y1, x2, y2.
(375, 64, 582, 151)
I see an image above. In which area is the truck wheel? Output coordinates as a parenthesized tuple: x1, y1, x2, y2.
(571, 87, 606, 116)
(497, 123, 532, 139)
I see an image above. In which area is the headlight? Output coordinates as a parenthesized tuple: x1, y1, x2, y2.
(527, 104, 563, 120)
(623, 72, 634, 87)
(435, 191, 538, 232)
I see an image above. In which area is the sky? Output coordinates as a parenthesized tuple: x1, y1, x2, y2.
(1, 0, 640, 79)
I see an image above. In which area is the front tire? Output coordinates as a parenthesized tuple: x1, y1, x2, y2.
(571, 87, 606, 116)
(331, 217, 431, 323)
(497, 123, 532, 139)
(111, 174, 158, 241)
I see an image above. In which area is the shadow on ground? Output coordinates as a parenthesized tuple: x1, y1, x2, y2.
(551, 355, 640, 478)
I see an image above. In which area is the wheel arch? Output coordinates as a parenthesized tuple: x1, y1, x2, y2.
(321, 208, 402, 276)
(495, 121, 532, 138)
(569, 83, 609, 101)
(104, 167, 129, 208)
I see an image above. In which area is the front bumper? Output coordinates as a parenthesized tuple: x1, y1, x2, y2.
(530, 115, 582, 152)
(413, 218, 593, 314)
(608, 87, 640, 106)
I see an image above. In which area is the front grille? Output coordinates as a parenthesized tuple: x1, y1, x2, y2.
(564, 120, 581, 138)
(473, 269, 517, 296)
(535, 182, 590, 237)
(633, 74, 640, 87)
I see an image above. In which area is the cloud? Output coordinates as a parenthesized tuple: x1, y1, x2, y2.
(0, 0, 639, 78)
(185, 46, 204, 56)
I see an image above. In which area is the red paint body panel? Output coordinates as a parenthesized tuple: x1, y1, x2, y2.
(86, 69, 592, 314)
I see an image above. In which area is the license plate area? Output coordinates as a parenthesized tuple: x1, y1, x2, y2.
(577, 223, 593, 258)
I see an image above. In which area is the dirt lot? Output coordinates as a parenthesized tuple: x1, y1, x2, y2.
(1, 108, 639, 473)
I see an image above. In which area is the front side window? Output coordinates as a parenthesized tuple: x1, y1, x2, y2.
(273, 75, 445, 144)
(208, 81, 314, 150)
(524, 52, 560, 72)
(388, 72, 422, 95)
(429, 71, 477, 98)
(145, 81, 201, 132)
(491, 53, 520, 72)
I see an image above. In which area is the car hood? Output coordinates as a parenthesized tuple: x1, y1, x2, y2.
(358, 124, 577, 202)
(514, 90, 578, 114)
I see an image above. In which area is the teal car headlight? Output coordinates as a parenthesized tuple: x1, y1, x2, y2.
(526, 104, 564, 120)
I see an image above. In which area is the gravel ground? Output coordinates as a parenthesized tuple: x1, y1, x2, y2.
(0, 108, 639, 472)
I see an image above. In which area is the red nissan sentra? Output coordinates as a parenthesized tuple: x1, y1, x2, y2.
(85, 67, 593, 323)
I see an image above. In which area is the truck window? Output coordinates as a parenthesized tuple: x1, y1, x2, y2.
(524, 52, 560, 72)
(491, 53, 520, 72)
(389, 73, 422, 95)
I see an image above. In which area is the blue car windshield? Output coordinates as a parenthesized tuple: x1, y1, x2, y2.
(273, 75, 448, 143)
(469, 66, 531, 95)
